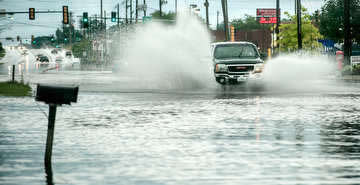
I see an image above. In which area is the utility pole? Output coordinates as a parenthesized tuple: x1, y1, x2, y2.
(100, 0, 103, 25)
(276, 0, 280, 51)
(217, 11, 219, 30)
(296, 0, 302, 50)
(126, 0, 128, 24)
(135, 0, 138, 23)
(144, 0, 147, 16)
(104, 10, 107, 64)
(221, 0, 229, 41)
(130, 0, 133, 23)
(344, 0, 351, 65)
(175, 0, 177, 14)
(69, 12, 72, 45)
(159, 0, 162, 17)
(204, 0, 209, 28)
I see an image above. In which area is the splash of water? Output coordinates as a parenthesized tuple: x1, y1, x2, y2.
(116, 12, 213, 90)
(262, 52, 338, 92)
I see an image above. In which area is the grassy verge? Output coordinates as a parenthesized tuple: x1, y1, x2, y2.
(0, 50, 5, 58)
(0, 81, 32, 96)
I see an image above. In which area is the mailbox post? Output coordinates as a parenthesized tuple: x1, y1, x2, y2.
(35, 84, 79, 184)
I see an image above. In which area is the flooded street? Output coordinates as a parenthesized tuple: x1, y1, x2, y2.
(1, 71, 360, 184)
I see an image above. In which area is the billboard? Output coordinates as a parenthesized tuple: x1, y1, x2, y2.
(256, 8, 280, 24)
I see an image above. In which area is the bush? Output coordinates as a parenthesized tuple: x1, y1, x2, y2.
(352, 64, 360, 75)
(0, 42, 5, 58)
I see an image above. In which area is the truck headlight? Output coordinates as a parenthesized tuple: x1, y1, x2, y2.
(215, 64, 227, 72)
(254, 63, 264, 73)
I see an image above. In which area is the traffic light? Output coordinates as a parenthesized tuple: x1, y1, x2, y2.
(63, 6, 69, 24)
(83, 12, 89, 28)
(29, 8, 35, 20)
(50, 36, 55, 42)
(31, 35, 35, 44)
(111, 12, 116, 22)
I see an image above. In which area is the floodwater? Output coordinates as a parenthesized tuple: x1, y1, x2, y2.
(1, 71, 360, 185)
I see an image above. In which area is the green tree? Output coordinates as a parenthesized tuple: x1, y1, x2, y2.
(71, 39, 91, 58)
(278, 10, 322, 52)
(151, 11, 176, 20)
(231, 15, 271, 31)
(55, 24, 82, 45)
(319, 0, 360, 42)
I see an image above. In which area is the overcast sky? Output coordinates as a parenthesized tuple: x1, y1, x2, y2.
(0, 0, 325, 44)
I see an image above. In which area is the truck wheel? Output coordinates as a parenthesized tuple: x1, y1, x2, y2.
(216, 77, 226, 84)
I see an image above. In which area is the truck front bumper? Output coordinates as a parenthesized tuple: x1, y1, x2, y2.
(215, 73, 263, 84)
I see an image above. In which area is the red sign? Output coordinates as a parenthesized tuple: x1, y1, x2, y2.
(259, 17, 277, 24)
(257, 8, 280, 24)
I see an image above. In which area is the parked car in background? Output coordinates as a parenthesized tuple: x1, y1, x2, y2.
(65, 51, 72, 57)
(211, 42, 264, 84)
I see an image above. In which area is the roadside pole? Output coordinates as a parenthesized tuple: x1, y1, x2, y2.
(144, 0, 147, 16)
(125, 0, 128, 24)
(130, 0, 133, 23)
(296, 0, 302, 50)
(221, 0, 229, 41)
(12, 65, 15, 82)
(159, 0, 162, 17)
(205, 0, 209, 28)
(344, 0, 351, 65)
(135, 0, 138, 23)
(276, 0, 280, 53)
(117, 3, 120, 27)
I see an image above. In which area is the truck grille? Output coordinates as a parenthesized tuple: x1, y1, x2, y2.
(228, 65, 254, 73)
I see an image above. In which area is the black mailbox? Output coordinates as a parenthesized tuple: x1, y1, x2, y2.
(36, 84, 79, 105)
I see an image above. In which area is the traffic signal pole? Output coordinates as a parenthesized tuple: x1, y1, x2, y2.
(117, 3, 120, 27)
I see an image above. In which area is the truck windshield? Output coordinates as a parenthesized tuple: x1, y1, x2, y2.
(214, 44, 258, 59)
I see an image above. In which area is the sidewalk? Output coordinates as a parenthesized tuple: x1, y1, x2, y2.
(341, 75, 360, 81)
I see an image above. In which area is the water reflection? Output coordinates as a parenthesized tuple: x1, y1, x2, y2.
(321, 121, 360, 157)
(45, 164, 54, 185)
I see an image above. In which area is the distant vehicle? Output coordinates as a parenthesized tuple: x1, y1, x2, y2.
(55, 57, 63, 63)
(36, 55, 50, 67)
(35, 54, 44, 61)
(212, 41, 264, 84)
(22, 50, 28, 55)
(65, 51, 72, 57)
(51, 49, 58, 54)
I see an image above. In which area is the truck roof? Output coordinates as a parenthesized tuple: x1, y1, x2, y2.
(211, 41, 256, 46)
